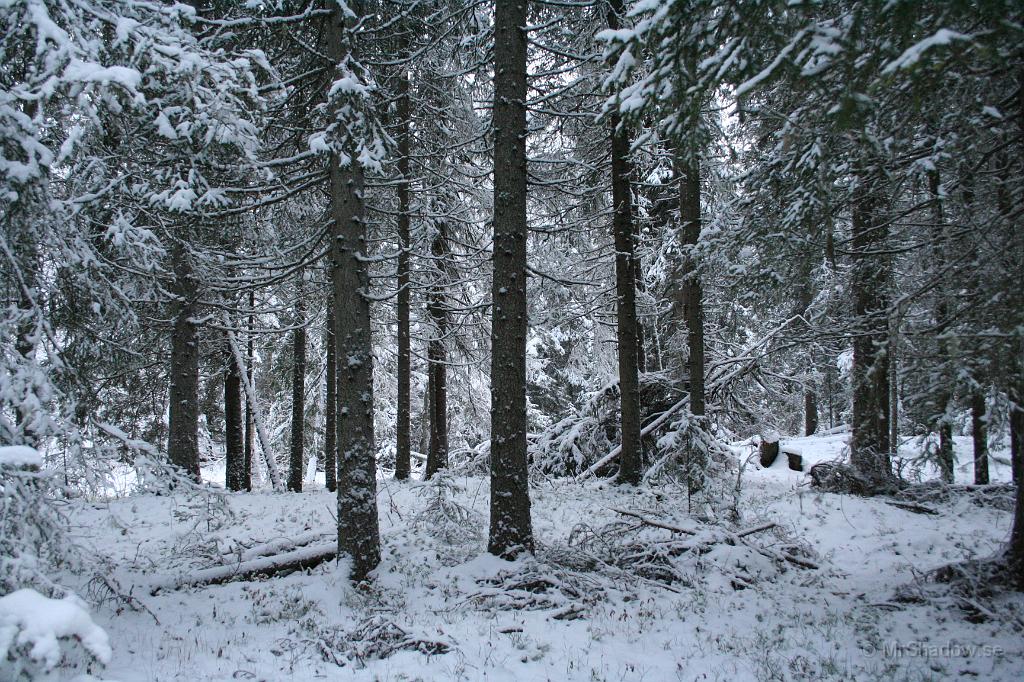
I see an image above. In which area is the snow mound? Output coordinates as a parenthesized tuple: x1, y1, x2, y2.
(0, 445, 42, 468)
(0, 589, 112, 671)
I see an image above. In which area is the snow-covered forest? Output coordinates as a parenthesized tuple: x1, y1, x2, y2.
(2, 0, 1023, 680)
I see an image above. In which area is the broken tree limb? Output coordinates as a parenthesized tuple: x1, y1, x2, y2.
(738, 537, 820, 570)
(577, 397, 689, 481)
(611, 509, 778, 539)
(151, 541, 337, 594)
(883, 500, 939, 516)
(225, 317, 283, 491)
(610, 509, 818, 570)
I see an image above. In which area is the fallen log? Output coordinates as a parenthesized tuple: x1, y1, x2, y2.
(222, 530, 333, 564)
(151, 541, 337, 594)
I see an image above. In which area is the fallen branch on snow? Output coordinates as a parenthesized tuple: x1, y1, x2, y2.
(610, 508, 819, 571)
(151, 541, 337, 594)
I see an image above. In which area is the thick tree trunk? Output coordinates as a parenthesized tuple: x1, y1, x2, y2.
(243, 290, 254, 490)
(425, 225, 449, 479)
(488, 0, 534, 559)
(167, 242, 201, 481)
(395, 53, 412, 482)
(607, 0, 642, 487)
(849, 176, 892, 488)
(971, 389, 989, 485)
(223, 333, 245, 491)
(324, 306, 337, 492)
(326, 1, 380, 581)
(288, 278, 307, 493)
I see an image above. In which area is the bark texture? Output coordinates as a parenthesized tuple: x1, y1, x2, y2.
(971, 390, 989, 485)
(167, 241, 201, 481)
(607, 0, 642, 486)
(243, 290, 254, 490)
(677, 154, 706, 493)
(929, 170, 955, 484)
(324, 306, 337, 492)
(425, 224, 449, 479)
(223, 334, 245, 491)
(488, 0, 534, 559)
(678, 158, 704, 417)
(849, 175, 892, 488)
(288, 279, 307, 493)
(805, 392, 819, 437)
(395, 53, 412, 482)
(326, 0, 381, 580)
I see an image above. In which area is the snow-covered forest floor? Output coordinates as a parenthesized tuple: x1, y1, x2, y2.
(42, 433, 1022, 681)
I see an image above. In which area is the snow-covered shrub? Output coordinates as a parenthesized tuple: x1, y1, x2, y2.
(413, 472, 484, 546)
(0, 588, 111, 680)
(0, 447, 76, 596)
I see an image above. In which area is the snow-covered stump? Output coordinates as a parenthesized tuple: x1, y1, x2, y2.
(758, 431, 780, 468)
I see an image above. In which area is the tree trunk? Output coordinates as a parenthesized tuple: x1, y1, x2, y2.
(226, 323, 283, 489)
(1013, 388, 1024, 485)
(676, 150, 706, 494)
(678, 157, 705, 418)
(326, 0, 380, 581)
(223, 332, 245, 491)
(488, 0, 534, 559)
(635, 261, 648, 375)
(324, 306, 337, 492)
(288, 276, 307, 493)
(243, 290, 254, 490)
(167, 241, 201, 481)
(425, 224, 449, 479)
(1004, 72, 1024, 588)
(418, 382, 430, 458)
(395, 50, 413, 482)
(795, 264, 818, 437)
(849, 174, 892, 488)
(607, 0, 642, 487)
(970, 389, 989, 485)
(929, 170, 955, 484)
(804, 392, 818, 437)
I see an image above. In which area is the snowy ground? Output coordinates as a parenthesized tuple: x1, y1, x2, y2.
(20, 434, 1024, 681)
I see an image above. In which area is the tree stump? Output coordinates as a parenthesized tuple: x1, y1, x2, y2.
(759, 432, 780, 468)
(785, 451, 803, 472)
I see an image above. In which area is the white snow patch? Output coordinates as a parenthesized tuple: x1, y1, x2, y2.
(0, 589, 112, 670)
(0, 445, 42, 468)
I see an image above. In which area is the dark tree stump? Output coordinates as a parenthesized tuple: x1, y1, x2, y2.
(786, 451, 803, 472)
